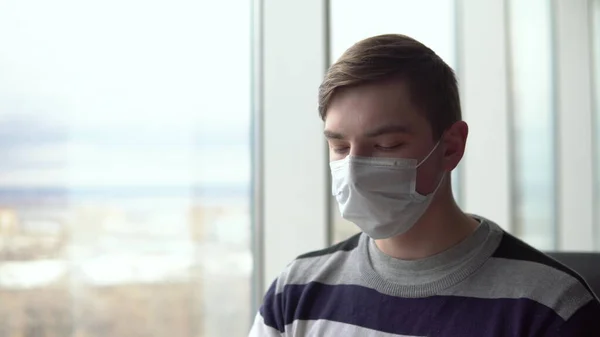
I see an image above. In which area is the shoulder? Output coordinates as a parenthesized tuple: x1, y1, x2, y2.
(278, 232, 362, 290)
(297, 232, 362, 259)
(257, 233, 363, 332)
(491, 231, 596, 299)
(463, 230, 598, 321)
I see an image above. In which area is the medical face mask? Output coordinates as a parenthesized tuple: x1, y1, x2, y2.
(330, 142, 444, 239)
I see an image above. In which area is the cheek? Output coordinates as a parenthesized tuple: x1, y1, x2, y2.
(414, 157, 443, 195)
(329, 151, 344, 161)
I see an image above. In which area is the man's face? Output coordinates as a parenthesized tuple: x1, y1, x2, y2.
(324, 79, 466, 195)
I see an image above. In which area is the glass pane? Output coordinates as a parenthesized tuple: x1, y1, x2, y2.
(0, 1, 253, 336)
(507, 0, 556, 250)
(593, 0, 600, 249)
(328, 0, 458, 243)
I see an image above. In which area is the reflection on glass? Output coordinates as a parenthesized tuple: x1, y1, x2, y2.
(0, 1, 252, 336)
(328, 0, 457, 243)
(508, 0, 556, 250)
(593, 0, 600, 249)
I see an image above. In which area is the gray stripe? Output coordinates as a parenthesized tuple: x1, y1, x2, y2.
(248, 313, 281, 337)
(281, 219, 503, 298)
(439, 257, 593, 320)
(275, 247, 358, 294)
(368, 218, 491, 283)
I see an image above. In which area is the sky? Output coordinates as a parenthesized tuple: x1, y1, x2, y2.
(0, 0, 252, 189)
(330, 0, 457, 68)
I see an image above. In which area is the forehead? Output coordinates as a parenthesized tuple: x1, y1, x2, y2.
(324, 79, 426, 132)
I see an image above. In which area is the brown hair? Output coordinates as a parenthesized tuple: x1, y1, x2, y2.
(318, 34, 461, 139)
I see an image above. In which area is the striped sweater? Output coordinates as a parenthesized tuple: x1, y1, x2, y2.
(249, 217, 600, 336)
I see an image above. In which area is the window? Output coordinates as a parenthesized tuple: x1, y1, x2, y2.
(328, 0, 458, 243)
(507, 0, 557, 250)
(0, 1, 253, 336)
(593, 0, 600, 249)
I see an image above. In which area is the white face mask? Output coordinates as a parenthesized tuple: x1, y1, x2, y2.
(330, 142, 444, 239)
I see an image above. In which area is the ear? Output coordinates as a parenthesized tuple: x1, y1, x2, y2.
(441, 121, 468, 171)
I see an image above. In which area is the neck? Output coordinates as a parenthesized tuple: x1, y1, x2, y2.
(374, 187, 479, 260)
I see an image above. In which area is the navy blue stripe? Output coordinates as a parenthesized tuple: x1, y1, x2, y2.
(262, 282, 567, 336)
(559, 299, 600, 336)
(259, 280, 285, 332)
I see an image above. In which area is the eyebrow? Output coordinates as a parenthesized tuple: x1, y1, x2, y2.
(323, 130, 345, 139)
(364, 124, 411, 137)
(324, 124, 411, 140)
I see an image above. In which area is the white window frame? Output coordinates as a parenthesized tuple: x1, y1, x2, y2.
(554, 0, 595, 251)
(457, 0, 513, 232)
(256, 0, 330, 297)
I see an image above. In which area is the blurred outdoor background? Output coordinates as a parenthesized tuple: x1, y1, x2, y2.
(0, 0, 599, 336)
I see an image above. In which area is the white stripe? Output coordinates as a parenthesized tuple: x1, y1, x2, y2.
(248, 313, 282, 337)
(287, 319, 423, 337)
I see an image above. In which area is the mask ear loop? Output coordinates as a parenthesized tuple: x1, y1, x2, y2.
(416, 139, 442, 168)
(412, 138, 446, 201)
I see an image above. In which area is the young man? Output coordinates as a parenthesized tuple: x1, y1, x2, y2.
(249, 34, 600, 336)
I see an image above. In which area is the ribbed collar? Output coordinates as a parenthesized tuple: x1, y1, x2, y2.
(358, 215, 503, 298)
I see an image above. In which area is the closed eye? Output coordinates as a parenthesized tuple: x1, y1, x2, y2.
(376, 144, 403, 151)
(333, 147, 350, 154)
